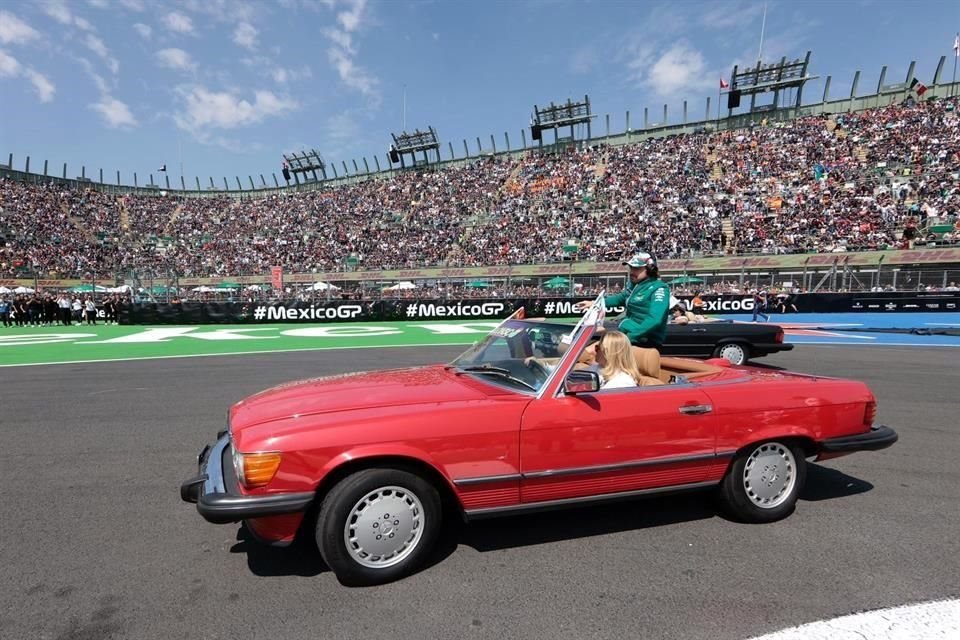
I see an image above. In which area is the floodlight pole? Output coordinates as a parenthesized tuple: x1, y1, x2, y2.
(757, 2, 767, 66)
(953, 36, 958, 97)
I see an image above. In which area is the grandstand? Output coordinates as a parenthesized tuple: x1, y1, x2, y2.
(1, 54, 959, 295)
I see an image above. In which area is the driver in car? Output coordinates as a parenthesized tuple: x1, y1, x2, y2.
(526, 330, 642, 389)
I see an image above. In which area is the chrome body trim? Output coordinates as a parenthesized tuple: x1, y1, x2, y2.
(453, 473, 523, 487)
(464, 480, 719, 519)
(202, 434, 230, 496)
(521, 451, 735, 480)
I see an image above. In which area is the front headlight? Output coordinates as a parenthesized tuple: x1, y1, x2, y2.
(233, 449, 282, 489)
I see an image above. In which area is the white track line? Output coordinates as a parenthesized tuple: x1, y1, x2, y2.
(0, 341, 477, 368)
(785, 340, 960, 347)
(748, 598, 960, 640)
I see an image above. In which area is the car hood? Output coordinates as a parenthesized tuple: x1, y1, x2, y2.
(229, 365, 487, 430)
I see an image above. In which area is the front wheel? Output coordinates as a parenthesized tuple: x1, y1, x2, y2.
(715, 342, 749, 365)
(718, 440, 806, 523)
(316, 468, 442, 586)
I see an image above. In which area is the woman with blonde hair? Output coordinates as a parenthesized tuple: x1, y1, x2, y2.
(594, 330, 642, 389)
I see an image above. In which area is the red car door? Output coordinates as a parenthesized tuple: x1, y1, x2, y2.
(519, 385, 723, 505)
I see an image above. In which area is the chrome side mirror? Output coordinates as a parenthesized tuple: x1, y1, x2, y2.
(564, 370, 600, 394)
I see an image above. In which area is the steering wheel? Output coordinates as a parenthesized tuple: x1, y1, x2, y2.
(524, 358, 551, 382)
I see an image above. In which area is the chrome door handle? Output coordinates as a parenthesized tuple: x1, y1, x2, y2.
(679, 404, 713, 415)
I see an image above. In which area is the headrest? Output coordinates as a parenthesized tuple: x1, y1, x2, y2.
(632, 347, 661, 379)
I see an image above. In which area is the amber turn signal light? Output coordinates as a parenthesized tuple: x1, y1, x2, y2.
(234, 451, 282, 488)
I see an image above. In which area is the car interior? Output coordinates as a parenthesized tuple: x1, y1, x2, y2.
(575, 344, 730, 386)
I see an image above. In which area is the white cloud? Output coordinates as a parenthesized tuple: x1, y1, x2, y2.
(84, 33, 108, 57)
(321, 0, 378, 99)
(162, 11, 193, 34)
(327, 47, 377, 96)
(569, 45, 597, 74)
(336, 0, 366, 32)
(41, 0, 73, 25)
(39, 1, 94, 31)
(156, 47, 195, 71)
(133, 22, 151, 39)
(0, 48, 55, 102)
(271, 65, 312, 84)
(90, 95, 137, 128)
(174, 86, 299, 131)
(119, 0, 145, 10)
(0, 11, 40, 45)
(84, 33, 119, 74)
(643, 42, 711, 96)
(76, 55, 109, 93)
(700, 2, 765, 30)
(323, 28, 354, 54)
(24, 68, 55, 102)
(87, 0, 110, 10)
(0, 48, 20, 76)
(232, 22, 258, 49)
(181, 0, 256, 24)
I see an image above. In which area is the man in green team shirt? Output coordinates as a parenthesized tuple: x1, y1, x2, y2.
(576, 252, 671, 351)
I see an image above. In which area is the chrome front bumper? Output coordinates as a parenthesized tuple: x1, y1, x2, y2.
(180, 434, 313, 524)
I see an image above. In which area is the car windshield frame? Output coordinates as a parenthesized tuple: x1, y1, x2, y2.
(447, 296, 606, 398)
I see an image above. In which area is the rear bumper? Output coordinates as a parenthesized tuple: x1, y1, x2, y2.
(752, 343, 794, 355)
(180, 434, 314, 525)
(820, 425, 898, 453)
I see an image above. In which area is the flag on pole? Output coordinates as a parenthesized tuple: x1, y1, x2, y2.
(720, 78, 729, 89)
(954, 33, 959, 58)
(157, 164, 166, 172)
(910, 78, 928, 96)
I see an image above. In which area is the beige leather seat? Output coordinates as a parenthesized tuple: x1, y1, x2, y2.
(631, 347, 665, 386)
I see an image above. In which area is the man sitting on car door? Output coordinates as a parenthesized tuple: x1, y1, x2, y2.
(575, 252, 671, 352)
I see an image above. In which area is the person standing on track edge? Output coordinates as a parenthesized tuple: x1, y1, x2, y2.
(576, 252, 671, 352)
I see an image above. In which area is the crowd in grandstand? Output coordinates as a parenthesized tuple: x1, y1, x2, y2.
(2, 97, 959, 284)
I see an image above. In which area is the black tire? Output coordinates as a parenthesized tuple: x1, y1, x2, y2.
(714, 342, 749, 365)
(315, 468, 442, 586)
(718, 440, 806, 523)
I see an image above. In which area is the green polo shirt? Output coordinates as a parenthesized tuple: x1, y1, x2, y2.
(603, 278, 671, 345)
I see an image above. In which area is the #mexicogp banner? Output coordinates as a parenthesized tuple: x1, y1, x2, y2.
(119, 293, 960, 325)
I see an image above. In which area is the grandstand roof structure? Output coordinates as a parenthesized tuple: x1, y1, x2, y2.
(2, 54, 957, 197)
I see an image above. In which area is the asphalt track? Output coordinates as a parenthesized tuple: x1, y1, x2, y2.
(1, 344, 958, 640)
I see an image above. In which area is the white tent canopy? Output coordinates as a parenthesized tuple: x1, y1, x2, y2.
(191, 286, 215, 293)
(107, 285, 131, 293)
(384, 281, 417, 291)
(13, 286, 34, 294)
(310, 281, 341, 291)
(0, 286, 11, 294)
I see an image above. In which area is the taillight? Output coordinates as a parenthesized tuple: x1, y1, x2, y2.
(863, 400, 877, 426)
(233, 450, 282, 489)
(775, 329, 785, 344)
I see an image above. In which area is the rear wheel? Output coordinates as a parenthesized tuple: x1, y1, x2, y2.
(718, 440, 806, 523)
(315, 468, 441, 586)
(715, 342, 749, 365)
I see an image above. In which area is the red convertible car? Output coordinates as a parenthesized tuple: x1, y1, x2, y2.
(182, 303, 897, 586)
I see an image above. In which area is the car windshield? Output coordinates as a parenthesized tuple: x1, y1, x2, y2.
(447, 319, 579, 394)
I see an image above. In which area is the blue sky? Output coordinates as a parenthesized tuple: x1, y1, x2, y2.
(1, 0, 958, 188)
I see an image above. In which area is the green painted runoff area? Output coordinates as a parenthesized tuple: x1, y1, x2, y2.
(0, 321, 525, 367)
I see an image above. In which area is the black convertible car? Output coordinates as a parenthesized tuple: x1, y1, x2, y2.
(531, 319, 792, 366)
(662, 320, 793, 364)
